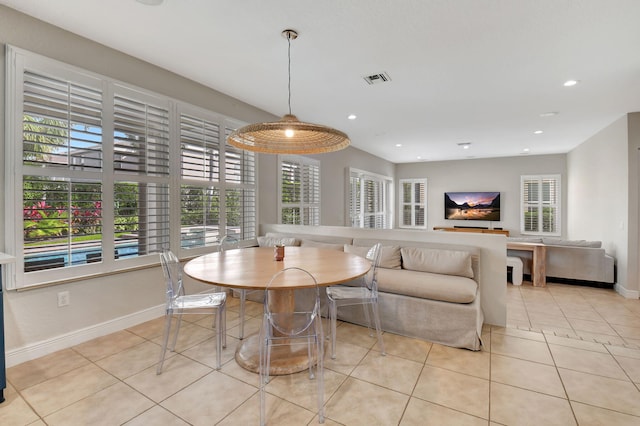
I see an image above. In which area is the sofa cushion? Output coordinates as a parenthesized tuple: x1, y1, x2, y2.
(344, 244, 402, 269)
(300, 239, 344, 251)
(376, 268, 477, 303)
(541, 238, 602, 248)
(257, 236, 299, 247)
(400, 247, 474, 278)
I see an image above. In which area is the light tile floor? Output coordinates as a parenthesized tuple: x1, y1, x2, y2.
(3, 280, 640, 425)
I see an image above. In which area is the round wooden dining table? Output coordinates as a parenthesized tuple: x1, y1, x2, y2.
(183, 246, 371, 374)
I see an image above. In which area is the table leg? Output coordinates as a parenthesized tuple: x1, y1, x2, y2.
(234, 289, 318, 375)
(532, 245, 547, 287)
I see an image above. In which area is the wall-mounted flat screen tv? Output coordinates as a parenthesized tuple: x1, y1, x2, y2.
(444, 192, 501, 221)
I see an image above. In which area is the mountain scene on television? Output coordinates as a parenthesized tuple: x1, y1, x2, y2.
(445, 192, 500, 221)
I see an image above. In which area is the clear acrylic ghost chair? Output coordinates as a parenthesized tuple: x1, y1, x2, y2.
(203, 234, 241, 294)
(325, 242, 385, 359)
(219, 234, 256, 340)
(157, 250, 227, 374)
(259, 267, 325, 425)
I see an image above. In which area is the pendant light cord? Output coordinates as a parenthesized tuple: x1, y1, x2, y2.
(287, 32, 292, 115)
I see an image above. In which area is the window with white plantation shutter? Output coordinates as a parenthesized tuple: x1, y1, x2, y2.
(224, 125, 256, 185)
(5, 46, 258, 289)
(23, 177, 103, 269)
(400, 179, 427, 229)
(179, 113, 220, 249)
(223, 126, 256, 240)
(521, 174, 561, 235)
(178, 112, 256, 249)
(180, 185, 220, 248)
(113, 181, 170, 257)
(225, 188, 257, 239)
(114, 92, 170, 175)
(279, 156, 320, 225)
(10, 54, 107, 287)
(23, 71, 103, 170)
(348, 168, 393, 229)
(113, 87, 171, 258)
(180, 114, 220, 181)
(348, 173, 361, 227)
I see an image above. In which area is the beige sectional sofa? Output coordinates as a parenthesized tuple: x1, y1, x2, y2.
(507, 237, 615, 285)
(257, 232, 484, 351)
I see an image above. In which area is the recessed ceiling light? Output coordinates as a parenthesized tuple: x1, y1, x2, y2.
(523, 148, 530, 152)
(347, 114, 357, 120)
(540, 111, 559, 117)
(395, 143, 402, 147)
(534, 130, 543, 134)
(563, 80, 579, 87)
(457, 142, 471, 149)
(416, 156, 422, 160)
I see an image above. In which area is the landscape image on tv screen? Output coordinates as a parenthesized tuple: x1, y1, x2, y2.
(445, 192, 501, 221)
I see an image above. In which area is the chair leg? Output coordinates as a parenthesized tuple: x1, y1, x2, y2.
(156, 312, 173, 375)
(265, 340, 272, 385)
(259, 317, 269, 426)
(307, 335, 315, 379)
(222, 304, 227, 348)
(315, 318, 325, 424)
(371, 302, 385, 356)
(362, 302, 373, 336)
(170, 313, 183, 352)
(329, 300, 338, 359)
(239, 289, 246, 340)
(215, 308, 222, 370)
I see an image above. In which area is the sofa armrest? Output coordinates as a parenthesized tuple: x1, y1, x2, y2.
(545, 245, 614, 283)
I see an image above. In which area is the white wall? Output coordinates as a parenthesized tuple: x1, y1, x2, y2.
(628, 114, 640, 296)
(567, 115, 632, 292)
(396, 155, 567, 236)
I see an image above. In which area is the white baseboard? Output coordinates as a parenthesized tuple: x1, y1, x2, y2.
(6, 305, 165, 368)
(615, 283, 640, 299)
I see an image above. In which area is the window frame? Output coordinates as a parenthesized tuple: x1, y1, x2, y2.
(4, 46, 257, 289)
(399, 178, 427, 229)
(277, 155, 321, 226)
(520, 174, 561, 236)
(347, 168, 393, 229)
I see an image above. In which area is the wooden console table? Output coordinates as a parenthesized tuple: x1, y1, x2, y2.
(506, 242, 546, 287)
(433, 227, 510, 236)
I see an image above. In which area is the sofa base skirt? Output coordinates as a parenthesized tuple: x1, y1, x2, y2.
(525, 275, 615, 289)
(243, 289, 484, 351)
(333, 291, 484, 351)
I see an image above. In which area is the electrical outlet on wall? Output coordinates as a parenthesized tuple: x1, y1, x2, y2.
(57, 291, 70, 307)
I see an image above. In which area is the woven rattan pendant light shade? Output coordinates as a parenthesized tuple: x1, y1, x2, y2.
(227, 30, 350, 155)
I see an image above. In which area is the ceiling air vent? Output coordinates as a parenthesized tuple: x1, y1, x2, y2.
(363, 72, 391, 85)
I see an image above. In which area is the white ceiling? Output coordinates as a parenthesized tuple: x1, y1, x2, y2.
(3, 0, 640, 163)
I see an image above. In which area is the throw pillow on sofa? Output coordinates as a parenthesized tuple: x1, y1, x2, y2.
(343, 244, 402, 269)
(400, 247, 474, 278)
(257, 236, 299, 247)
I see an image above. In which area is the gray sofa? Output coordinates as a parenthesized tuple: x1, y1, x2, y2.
(257, 232, 484, 351)
(507, 237, 615, 284)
